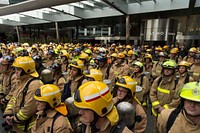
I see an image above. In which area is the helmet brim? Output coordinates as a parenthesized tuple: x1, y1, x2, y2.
(30, 71, 39, 78)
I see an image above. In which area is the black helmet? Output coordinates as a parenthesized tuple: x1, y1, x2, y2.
(50, 63, 61, 72)
(194, 53, 200, 59)
(1, 55, 14, 65)
(32, 55, 42, 63)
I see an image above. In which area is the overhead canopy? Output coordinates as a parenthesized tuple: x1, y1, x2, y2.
(0, 0, 197, 26)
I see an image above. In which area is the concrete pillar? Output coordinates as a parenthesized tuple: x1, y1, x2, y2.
(84, 28, 87, 36)
(126, 15, 130, 44)
(134, 39, 138, 46)
(55, 22, 60, 43)
(15, 26, 20, 43)
(108, 27, 111, 36)
(76, 25, 79, 41)
(93, 28, 96, 35)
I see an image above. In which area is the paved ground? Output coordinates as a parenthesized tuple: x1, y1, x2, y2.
(146, 105, 154, 133)
(0, 110, 6, 133)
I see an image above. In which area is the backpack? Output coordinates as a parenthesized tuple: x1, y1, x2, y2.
(105, 65, 112, 79)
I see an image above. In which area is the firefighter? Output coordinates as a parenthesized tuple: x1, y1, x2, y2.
(61, 60, 87, 102)
(169, 48, 182, 64)
(183, 47, 197, 64)
(45, 50, 56, 68)
(152, 47, 162, 61)
(157, 82, 200, 133)
(79, 52, 90, 72)
(3, 56, 43, 133)
(30, 45, 38, 58)
(31, 84, 72, 133)
(96, 54, 115, 90)
(113, 76, 147, 132)
(60, 52, 70, 73)
(73, 81, 133, 133)
(150, 60, 181, 133)
(127, 50, 134, 67)
(144, 54, 154, 73)
(176, 61, 194, 90)
(152, 52, 166, 79)
(32, 55, 46, 76)
(0, 56, 16, 110)
(110, 53, 117, 66)
(72, 48, 81, 61)
(131, 61, 150, 109)
(190, 53, 200, 81)
(113, 53, 129, 77)
(150, 60, 180, 117)
(49, 63, 66, 92)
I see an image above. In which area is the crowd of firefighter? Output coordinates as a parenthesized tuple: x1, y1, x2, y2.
(0, 42, 200, 133)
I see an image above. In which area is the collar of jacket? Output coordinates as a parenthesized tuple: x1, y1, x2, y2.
(3, 68, 13, 74)
(180, 72, 187, 77)
(73, 74, 84, 82)
(145, 62, 153, 66)
(182, 109, 200, 126)
(95, 117, 111, 131)
(161, 74, 176, 83)
(16, 74, 32, 82)
(101, 63, 108, 69)
(36, 109, 57, 119)
(116, 61, 126, 67)
(133, 72, 142, 78)
(37, 109, 57, 118)
(194, 62, 200, 66)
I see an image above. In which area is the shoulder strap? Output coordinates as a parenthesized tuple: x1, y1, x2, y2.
(51, 112, 62, 133)
(80, 123, 87, 133)
(106, 65, 112, 79)
(157, 76, 162, 87)
(9, 71, 15, 86)
(77, 76, 85, 88)
(174, 78, 179, 90)
(166, 108, 181, 133)
(155, 61, 159, 67)
(56, 75, 64, 84)
(176, 57, 178, 63)
(184, 74, 190, 84)
(186, 56, 188, 60)
(110, 119, 126, 133)
(140, 74, 145, 86)
(20, 78, 37, 108)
